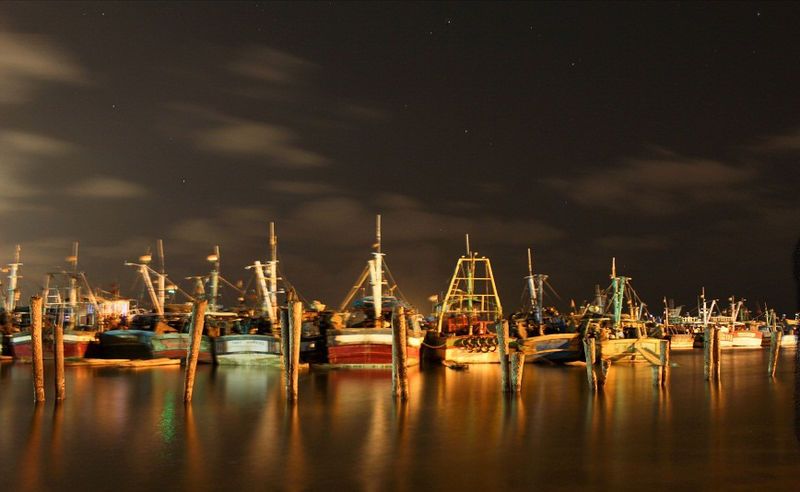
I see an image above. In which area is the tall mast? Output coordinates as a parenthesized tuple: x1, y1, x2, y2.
(68, 242, 79, 312)
(465, 234, 474, 312)
(269, 222, 278, 324)
(5, 244, 21, 312)
(208, 246, 220, 311)
(368, 214, 383, 322)
(157, 239, 166, 311)
(525, 248, 536, 313)
(610, 257, 626, 335)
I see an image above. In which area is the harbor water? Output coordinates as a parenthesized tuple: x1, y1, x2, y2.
(1, 350, 798, 491)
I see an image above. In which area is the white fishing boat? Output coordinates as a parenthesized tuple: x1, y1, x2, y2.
(214, 224, 283, 366)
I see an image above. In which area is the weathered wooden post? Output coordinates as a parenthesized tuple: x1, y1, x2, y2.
(53, 313, 66, 400)
(280, 306, 290, 383)
(288, 298, 303, 401)
(583, 336, 597, 390)
(392, 307, 409, 400)
(508, 351, 525, 392)
(31, 296, 44, 403)
(496, 320, 510, 392)
(703, 326, 714, 381)
(768, 310, 782, 378)
(183, 299, 208, 403)
(281, 290, 303, 401)
(712, 326, 721, 380)
(660, 339, 670, 387)
(30, 296, 45, 403)
(594, 336, 608, 388)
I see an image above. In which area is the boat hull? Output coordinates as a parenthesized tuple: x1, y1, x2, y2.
(516, 333, 582, 363)
(99, 330, 212, 362)
(600, 337, 669, 364)
(424, 333, 500, 364)
(729, 331, 763, 348)
(9, 331, 96, 361)
(325, 329, 421, 367)
(780, 333, 798, 347)
(214, 334, 281, 366)
(668, 333, 696, 350)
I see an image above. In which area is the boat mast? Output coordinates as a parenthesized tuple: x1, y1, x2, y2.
(157, 239, 166, 312)
(466, 234, 473, 313)
(269, 222, 279, 325)
(208, 246, 220, 311)
(125, 249, 163, 317)
(4, 244, 21, 312)
(610, 257, 628, 336)
(367, 214, 383, 322)
(66, 242, 80, 327)
(525, 248, 537, 319)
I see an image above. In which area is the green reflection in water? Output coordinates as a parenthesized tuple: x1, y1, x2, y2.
(158, 395, 177, 444)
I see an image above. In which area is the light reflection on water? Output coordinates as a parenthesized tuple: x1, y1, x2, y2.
(1, 350, 798, 491)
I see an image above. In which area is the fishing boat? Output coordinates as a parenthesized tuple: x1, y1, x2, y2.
(512, 249, 581, 363)
(780, 315, 799, 347)
(592, 259, 669, 364)
(323, 215, 423, 368)
(99, 241, 212, 362)
(707, 295, 763, 349)
(662, 300, 696, 350)
(7, 243, 117, 361)
(423, 235, 503, 364)
(213, 224, 283, 366)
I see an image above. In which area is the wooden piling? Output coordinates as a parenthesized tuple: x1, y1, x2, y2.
(281, 306, 290, 386)
(508, 351, 525, 392)
(712, 327, 721, 380)
(183, 299, 208, 403)
(53, 315, 66, 400)
(768, 330, 782, 378)
(595, 339, 608, 388)
(660, 339, 670, 387)
(285, 299, 303, 401)
(703, 326, 713, 381)
(392, 307, 409, 400)
(30, 296, 45, 403)
(496, 320, 510, 392)
(583, 337, 597, 390)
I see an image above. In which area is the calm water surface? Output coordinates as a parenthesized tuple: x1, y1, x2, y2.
(1, 350, 798, 491)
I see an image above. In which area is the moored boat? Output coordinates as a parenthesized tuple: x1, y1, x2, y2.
(512, 249, 582, 363)
(423, 235, 503, 364)
(323, 215, 423, 368)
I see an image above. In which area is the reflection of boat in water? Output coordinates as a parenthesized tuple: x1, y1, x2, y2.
(512, 249, 581, 363)
(323, 216, 422, 368)
(423, 235, 503, 364)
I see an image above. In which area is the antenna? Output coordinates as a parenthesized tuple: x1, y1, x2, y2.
(611, 257, 616, 278)
(465, 234, 471, 256)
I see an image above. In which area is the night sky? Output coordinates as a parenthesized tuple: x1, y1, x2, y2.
(1, 2, 798, 315)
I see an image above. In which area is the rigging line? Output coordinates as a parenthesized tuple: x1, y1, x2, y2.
(544, 279, 563, 301)
(382, 262, 410, 306)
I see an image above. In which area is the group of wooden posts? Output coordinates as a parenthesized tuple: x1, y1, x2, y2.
(23, 296, 790, 404)
(28, 296, 65, 403)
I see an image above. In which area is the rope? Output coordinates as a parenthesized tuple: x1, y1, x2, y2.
(421, 340, 448, 349)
